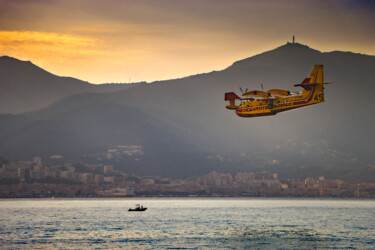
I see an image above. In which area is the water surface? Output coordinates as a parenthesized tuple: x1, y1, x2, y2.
(0, 198, 374, 249)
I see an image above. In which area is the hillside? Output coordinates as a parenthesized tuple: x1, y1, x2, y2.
(0, 43, 374, 181)
(0, 56, 138, 113)
(112, 43, 375, 160)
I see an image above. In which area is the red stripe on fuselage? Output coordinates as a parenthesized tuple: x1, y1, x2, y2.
(292, 86, 315, 105)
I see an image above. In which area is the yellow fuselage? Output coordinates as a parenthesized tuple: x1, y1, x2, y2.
(236, 88, 323, 117)
(226, 65, 326, 118)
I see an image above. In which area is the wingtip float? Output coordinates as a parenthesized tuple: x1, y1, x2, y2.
(225, 65, 332, 118)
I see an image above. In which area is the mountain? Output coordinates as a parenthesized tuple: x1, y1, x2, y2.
(0, 56, 138, 114)
(111, 43, 375, 158)
(0, 43, 374, 181)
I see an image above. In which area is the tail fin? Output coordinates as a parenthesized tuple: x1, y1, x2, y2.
(294, 65, 324, 89)
(309, 64, 324, 84)
(311, 65, 325, 103)
(294, 65, 325, 103)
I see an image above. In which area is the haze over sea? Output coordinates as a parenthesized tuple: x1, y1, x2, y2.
(0, 198, 374, 249)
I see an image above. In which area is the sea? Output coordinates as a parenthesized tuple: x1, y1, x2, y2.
(0, 198, 374, 249)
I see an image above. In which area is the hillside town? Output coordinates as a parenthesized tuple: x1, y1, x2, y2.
(0, 157, 374, 198)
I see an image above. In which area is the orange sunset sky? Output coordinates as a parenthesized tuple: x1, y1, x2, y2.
(0, 0, 374, 83)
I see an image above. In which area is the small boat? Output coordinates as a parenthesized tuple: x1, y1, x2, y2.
(128, 204, 147, 212)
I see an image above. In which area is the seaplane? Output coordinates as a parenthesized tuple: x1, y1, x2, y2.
(225, 65, 331, 117)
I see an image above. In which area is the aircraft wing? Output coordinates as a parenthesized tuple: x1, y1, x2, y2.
(243, 90, 270, 98)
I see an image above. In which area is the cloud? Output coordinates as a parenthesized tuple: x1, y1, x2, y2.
(0, 1, 374, 83)
(0, 30, 110, 81)
(0, 30, 101, 57)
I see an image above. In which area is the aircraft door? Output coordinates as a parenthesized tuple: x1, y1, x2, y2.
(268, 99, 274, 109)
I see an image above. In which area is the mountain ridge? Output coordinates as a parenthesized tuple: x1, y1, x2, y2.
(0, 43, 374, 181)
(0, 55, 139, 114)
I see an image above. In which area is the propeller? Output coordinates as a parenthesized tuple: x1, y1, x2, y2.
(239, 87, 249, 96)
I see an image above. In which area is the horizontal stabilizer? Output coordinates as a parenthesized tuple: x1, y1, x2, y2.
(294, 83, 318, 90)
(301, 78, 311, 84)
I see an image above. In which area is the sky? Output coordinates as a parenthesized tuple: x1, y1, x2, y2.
(0, 0, 374, 83)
